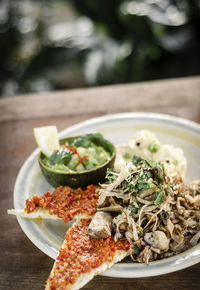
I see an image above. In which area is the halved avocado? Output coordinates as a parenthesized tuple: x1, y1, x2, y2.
(38, 135, 116, 189)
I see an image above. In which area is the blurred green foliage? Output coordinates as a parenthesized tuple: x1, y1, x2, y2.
(0, 0, 200, 96)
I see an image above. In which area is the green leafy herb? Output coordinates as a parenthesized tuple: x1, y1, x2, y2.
(123, 183, 134, 191)
(120, 171, 141, 191)
(166, 187, 170, 194)
(148, 142, 161, 153)
(155, 172, 164, 183)
(159, 162, 166, 174)
(167, 182, 174, 189)
(132, 155, 143, 166)
(132, 155, 155, 169)
(132, 155, 166, 189)
(152, 187, 164, 205)
(132, 155, 148, 167)
(72, 133, 114, 155)
(153, 162, 166, 184)
(134, 170, 153, 194)
(106, 168, 117, 182)
(129, 200, 139, 215)
(49, 149, 72, 166)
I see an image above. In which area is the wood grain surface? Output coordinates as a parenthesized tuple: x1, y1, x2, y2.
(1, 76, 200, 290)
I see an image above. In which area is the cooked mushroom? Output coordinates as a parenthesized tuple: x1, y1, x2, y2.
(137, 246, 152, 264)
(119, 222, 128, 231)
(144, 231, 169, 251)
(97, 205, 122, 212)
(88, 211, 113, 239)
(97, 196, 124, 212)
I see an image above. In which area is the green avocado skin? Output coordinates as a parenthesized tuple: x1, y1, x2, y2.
(38, 136, 116, 189)
(39, 155, 115, 189)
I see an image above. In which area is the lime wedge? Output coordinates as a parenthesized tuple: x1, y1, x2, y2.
(33, 126, 60, 157)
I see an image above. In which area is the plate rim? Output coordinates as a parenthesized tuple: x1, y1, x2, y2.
(58, 112, 200, 137)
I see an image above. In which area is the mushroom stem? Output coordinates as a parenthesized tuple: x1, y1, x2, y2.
(88, 212, 113, 239)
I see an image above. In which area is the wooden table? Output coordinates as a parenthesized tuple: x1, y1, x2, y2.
(1, 76, 200, 290)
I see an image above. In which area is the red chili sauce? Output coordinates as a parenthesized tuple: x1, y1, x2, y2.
(48, 219, 130, 289)
(25, 185, 98, 223)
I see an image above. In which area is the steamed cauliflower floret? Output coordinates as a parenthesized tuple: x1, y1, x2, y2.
(114, 130, 186, 180)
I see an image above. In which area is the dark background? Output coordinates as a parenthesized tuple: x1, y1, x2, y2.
(0, 0, 200, 97)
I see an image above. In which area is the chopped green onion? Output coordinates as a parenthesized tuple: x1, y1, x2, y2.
(152, 187, 164, 205)
(148, 142, 160, 153)
(123, 152, 131, 160)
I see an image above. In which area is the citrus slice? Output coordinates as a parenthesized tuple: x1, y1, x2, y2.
(33, 126, 60, 157)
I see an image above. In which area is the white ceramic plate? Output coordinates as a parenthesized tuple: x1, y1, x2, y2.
(13, 112, 200, 277)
